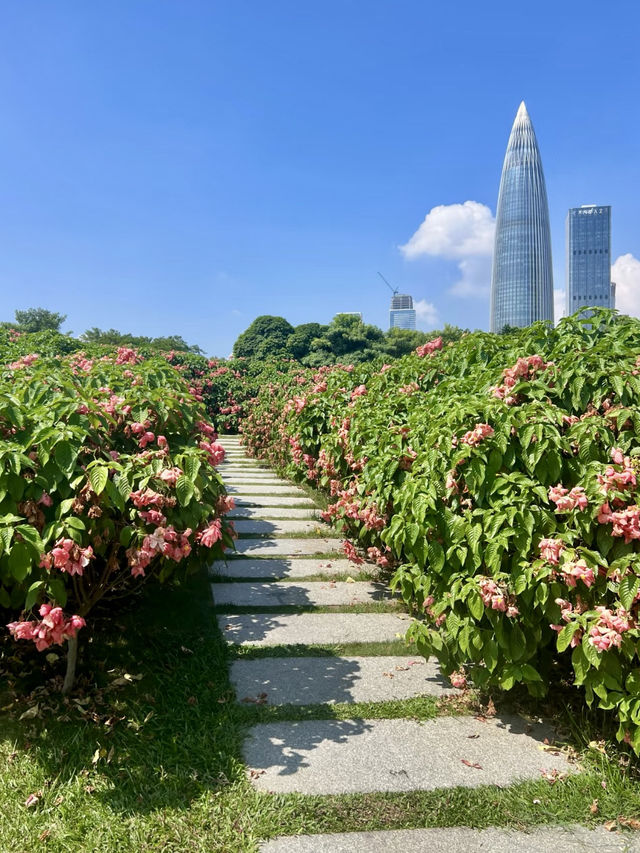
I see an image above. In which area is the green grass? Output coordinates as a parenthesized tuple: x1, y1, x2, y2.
(1, 572, 640, 853)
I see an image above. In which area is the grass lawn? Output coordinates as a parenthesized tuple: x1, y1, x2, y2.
(1, 570, 640, 852)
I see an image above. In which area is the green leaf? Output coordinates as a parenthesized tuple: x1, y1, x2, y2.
(176, 475, 195, 507)
(467, 589, 484, 621)
(619, 574, 640, 611)
(184, 456, 201, 482)
(9, 542, 32, 581)
(54, 440, 75, 472)
(25, 581, 44, 611)
(557, 622, 579, 653)
(427, 541, 444, 572)
(89, 466, 109, 496)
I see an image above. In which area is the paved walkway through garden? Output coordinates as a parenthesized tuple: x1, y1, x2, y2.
(211, 436, 635, 852)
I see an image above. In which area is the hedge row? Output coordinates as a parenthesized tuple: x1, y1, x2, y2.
(241, 310, 640, 751)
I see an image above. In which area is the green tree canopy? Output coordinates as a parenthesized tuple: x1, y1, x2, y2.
(13, 307, 67, 333)
(233, 316, 295, 359)
(81, 327, 203, 353)
(286, 322, 328, 360)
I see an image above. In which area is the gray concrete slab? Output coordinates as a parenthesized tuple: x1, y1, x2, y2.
(210, 558, 367, 579)
(223, 475, 287, 482)
(211, 580, 391, 608)
(260, 827, 638, 853)
(234, 496, 317, 507)
(234, 537, 342, 557)
(231, 655, 454, 705)
(228, 507, 321, 519)
(227, 485, 307, 495)
(243, 715, 573, 794)
(232, 519, 331, 536)
(217, 612, 412, 646)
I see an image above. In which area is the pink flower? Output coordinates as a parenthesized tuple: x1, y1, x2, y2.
(449, 671, 467, 689)
(560, 559, 595, 589)
(156, 468, 183, 487)
(548, 484, 588, 512)
(139, 509, 167, 526)
(139, 431, 156, 449)
(157, 435, 168, 449)
(342, 540, 364, 565)
(216, 494, 236, 515)
(351, 385, 367, 400)
(461, 423, 494, 447)
(539, 538, 564, 565)
(416, 337, 443, 357)
(197, 519, 223, 547)
(130, 487, 166, 507)
(8, 605, 85, 651)
(40, 539, 93, 576)
(38, 491, 53, 507)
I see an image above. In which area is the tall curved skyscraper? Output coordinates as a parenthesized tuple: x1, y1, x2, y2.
(490, 102, 553, 332)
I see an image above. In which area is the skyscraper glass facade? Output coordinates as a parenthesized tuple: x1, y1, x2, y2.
(566, 205, 613, 315)
(490, 102, 554, 332)
(389, 294, 416, 330)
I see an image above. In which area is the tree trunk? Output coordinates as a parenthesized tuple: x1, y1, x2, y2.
(62, 634, 78, 695)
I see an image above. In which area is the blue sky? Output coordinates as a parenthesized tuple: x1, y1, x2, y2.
(0, 1, 638, 355)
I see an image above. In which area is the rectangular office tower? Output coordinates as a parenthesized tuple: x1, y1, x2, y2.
(389, 294, 417, 330)
(566, 205, 614, 316)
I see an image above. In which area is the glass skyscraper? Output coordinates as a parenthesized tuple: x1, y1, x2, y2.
(490, 102, 554, 332)
(566, 205, 613, 315)
(389, 294, 417, 330)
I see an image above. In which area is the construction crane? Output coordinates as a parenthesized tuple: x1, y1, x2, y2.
(377, 272, 399, 296)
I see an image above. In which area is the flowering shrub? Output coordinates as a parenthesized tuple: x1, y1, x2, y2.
(241, 310, 640, 752)
(0, 347, 234, 690)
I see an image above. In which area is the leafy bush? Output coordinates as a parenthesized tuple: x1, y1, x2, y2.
(241, 310, 640, 751)
(1, 346, 234, 690)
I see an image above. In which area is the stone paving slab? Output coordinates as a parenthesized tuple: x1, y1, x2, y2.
(234, 496, 317, 507)
(260, 826, 638, 853)
(227, 485, 308, 495)
(228, 507, 320, 519)
(222, 473, 288, 480)
(234, 537, 343, 557)
(243, 715, 573, 794)
(218, 612, 411, 646)
(210, 558, 367, 579)
(232, 519, 331, 536)
(224, 479, 296, 488)
(211, 580, 391, 608)
(231, 655, 454, 705)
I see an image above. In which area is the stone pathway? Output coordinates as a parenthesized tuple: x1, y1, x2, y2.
(212, 436, 595, 852)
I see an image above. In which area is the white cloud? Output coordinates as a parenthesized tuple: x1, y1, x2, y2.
(400, 201, 495, 299)
(554, 289, 565, 325)
(400, 201, 495, 260)
(414, 299, 439, 329)
(448, 256, 492, 298)
(612, 254, 640, 317)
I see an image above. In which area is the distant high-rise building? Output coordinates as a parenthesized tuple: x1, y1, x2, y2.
(490, 102, 554, 332)
(565, 205, 613, 316)
(389, 294, 416, 330)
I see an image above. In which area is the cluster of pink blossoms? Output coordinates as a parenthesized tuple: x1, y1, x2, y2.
(342, 540, 364, 565)
(491, 354, 552, 403)
(157, 467, 182, 487)
(196, 518, 223, 547)
(415, 336, 443, 358)
(283, 395, 307, 415)
(9, 353, 39, 370)
(200, 440, 226, 466)
(139, 509, 167, 525)
(127, 526, 192, 577)
(8, 604, 85, 651)
(560, 558, 595, 589)
(588, 607, 633, 652)
(70, 354, 94, 373)
(460, 423, 494, 447)
(216, 494, 236, 516)
(478, 577, 519, 617)
(114, 346, 142, 365)
(130, 487, 167, 508)
(539, 538, 565, 565)
(548, 484, 588, 512)
(366, 546, 392, 568)
(350, 384, 368, 400)
(197, 420, 217, 439)
(597, 503, 640, 543)
(322, 481, 386, 532)
(597, 448, 637, 494)
(399, 382, 419, 395)
(40, 539, 94, 576)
